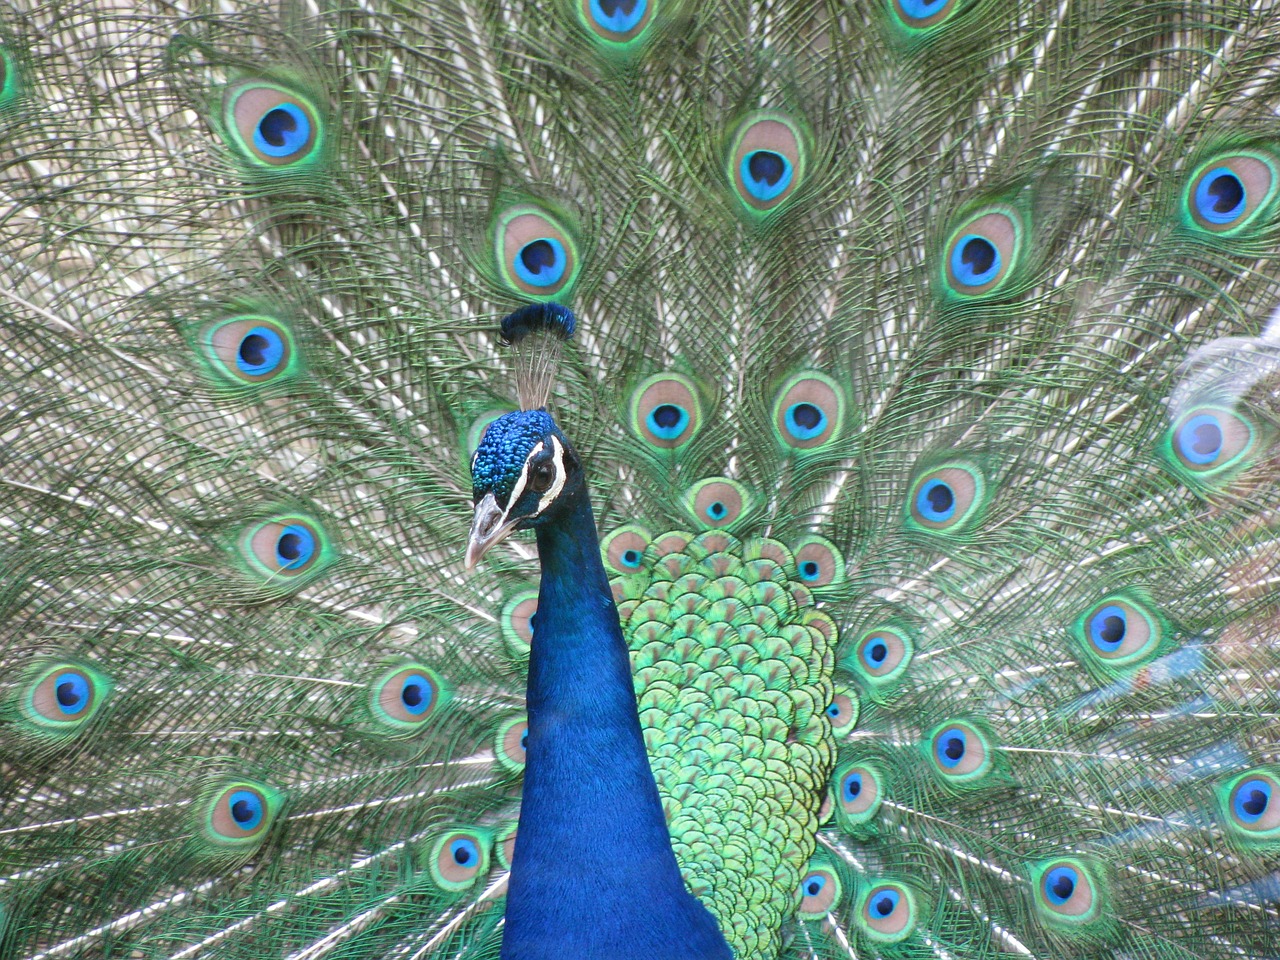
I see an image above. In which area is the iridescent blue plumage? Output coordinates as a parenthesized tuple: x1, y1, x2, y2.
(468, 364, 732, 960)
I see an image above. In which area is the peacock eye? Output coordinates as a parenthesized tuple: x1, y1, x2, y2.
(223, 80, 325, 171)
(857, 881, 919, 943)
(202, 780, 283, 851)
(529, 461, 556, 494)
(727, 113, 807, 215)
(1185, 152, 1278, 233)
(494, 206, 580, 300)
(428, 828, 492, 891)
(1029, 858, 1105, 931)
(1219, 769, 1280, 841)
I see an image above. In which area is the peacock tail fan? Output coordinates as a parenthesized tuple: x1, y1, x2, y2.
(0, 1, 1278, 959)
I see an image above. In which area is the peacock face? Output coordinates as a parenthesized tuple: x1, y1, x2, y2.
(466, 409, 580, 567)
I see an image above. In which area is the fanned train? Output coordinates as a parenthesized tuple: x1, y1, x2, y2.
(1, 2, 1279, 959)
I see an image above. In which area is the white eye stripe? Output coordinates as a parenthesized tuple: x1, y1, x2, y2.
(505, 439, 565, 518)
(537, 436, 567, 513)
(505, 441, 544, 510)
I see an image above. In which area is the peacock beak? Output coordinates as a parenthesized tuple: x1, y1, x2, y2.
(465, 492, 519, 569)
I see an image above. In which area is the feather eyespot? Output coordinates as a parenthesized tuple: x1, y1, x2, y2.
(199, 314, 300, 387)
(630, 374, 701, 450)
(891, 0, 959, 30)
(1166, 405, 1255, 480)
(797, 861, 842, 918)
(927, 720, 994, 785)
(237, 513, 335, 589)
(1074, 594, 1162, 668)
(906, 463, 986, 534)
(203, 781, 282, 849)
(371, 664, 447, 730)
(428, 829, 492, 891)
(824, 691, 860, 735)
(1219, 769, 1280, 843)
(501, 590, 538, 659)
(577, 0, 654, 45)
(495, 206, 580, 300)
(727, 113, 807, 214)
(941, 208, 1022, 299)
(685, 478, 751, 529)
(602, 525, 652, 574)
(250, 518, 319, 573)
(24, 662, 111, 735)
(849, 625, 914, 694)
(773, 373, 843, 450)
(1185, 152, 1278, 233)
(1028, 858, 1107, 931)
(1039, 863, 1093, 915)
(834, 762, 882, 829)
(495, 716, 529, 773)
(791, 536, 844, 588)
(856, 881, 918, 943)
(223, 80, 324, 171)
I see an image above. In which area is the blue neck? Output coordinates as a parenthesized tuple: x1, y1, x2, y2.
(500, 489, 731, 960)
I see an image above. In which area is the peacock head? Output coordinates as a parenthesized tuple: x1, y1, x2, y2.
(465, 408, 583, 567)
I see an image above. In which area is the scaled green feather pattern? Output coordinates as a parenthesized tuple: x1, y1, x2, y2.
(615, 530, 836, 959)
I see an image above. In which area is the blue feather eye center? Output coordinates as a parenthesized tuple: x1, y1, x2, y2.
(895, 0, 958, 29)
(647, 403, 689, 440)
(590, 0, 646, 31)
(707, 501, 727, 520)
(1234, 778, 1272, 822)
(937, 728, 966, 767)
(450, 837, 479, 866)
(1195, 167, 1246, 223)
(842, 771, 863, 800)
(785, 402, 827, 441)
(917, 479, 955, 521)
(55, 672, 90, 715)
(1044, 866, 1078, 904)
(804, 874, 826, 897)
(1088, 605, 1126, 651)
(872, 889, 900, 917)
(799, 560, 821, 581)
(276, 524, 316, 569)
(866, 640, 887, 665)
(1177, 413, 1224, 464)
(741, 150, 793, 201)
(515, 237, 567, 288)
(228, 790, 264, 831)
(621, 548, 642, 568)
(400, 673, 434, 715)
(255, 102, 310, 157)
(951, 235, 1000, 286)
(237, 326, 286, 376)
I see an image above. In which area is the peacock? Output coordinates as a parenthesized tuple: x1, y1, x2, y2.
(2, 0, 1280, 957)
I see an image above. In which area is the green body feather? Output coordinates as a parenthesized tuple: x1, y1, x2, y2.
(1, 1, 1279, 959)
